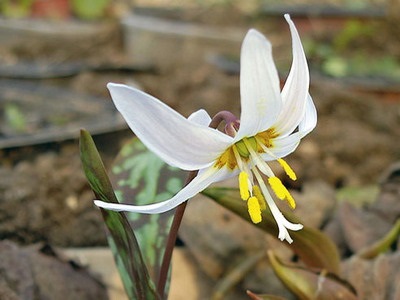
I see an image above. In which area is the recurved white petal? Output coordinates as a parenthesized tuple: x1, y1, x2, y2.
(94, 166, 232, 214)
(274, 14, 310, 137)
(188, 109, 212, 126)
(298, 94, 317, 136)
(261, 133, 301, 161)
(237, 29, 282, 140)
(108, 83, 232, 171)
(262, 95, 315, 161)
(263, 94, 316, 161)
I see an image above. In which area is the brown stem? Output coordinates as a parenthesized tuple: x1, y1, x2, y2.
(157, 109, 237, 297)
(156, 170, 197, 298)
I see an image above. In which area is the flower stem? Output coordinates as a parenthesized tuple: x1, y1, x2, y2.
(156, 170, 197, 298)
(157, 110, 230, 297)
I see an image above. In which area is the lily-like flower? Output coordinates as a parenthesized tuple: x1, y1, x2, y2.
(95, 14, 317, 243)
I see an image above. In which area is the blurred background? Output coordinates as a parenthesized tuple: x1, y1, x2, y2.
(0, 0, 399, 299)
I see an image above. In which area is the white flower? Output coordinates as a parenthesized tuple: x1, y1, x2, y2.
(94, 14, 317, 243)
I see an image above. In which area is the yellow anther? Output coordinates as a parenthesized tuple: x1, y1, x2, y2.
(278, 158, 297, 181)
(252, 185, 266, 210)
(268, 176, 286, 200)
(247, 196, 262, 224)
(284, 190, 296, 209)
(268, 176, 296, 209)
(239, 171, 250, 200)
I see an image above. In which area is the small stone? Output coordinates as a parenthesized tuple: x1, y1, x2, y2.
(0, 241, 107, 300)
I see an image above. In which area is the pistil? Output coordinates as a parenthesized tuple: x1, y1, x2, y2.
(209, 110, 240, 137)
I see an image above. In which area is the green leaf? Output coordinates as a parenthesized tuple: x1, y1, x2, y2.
(247, 290, 288, 300)
(79, 129, 160, 300)
(109, 137, 187, 294)
(268, 251, 358, 300)
(0, 0, 33, 18)
(322, 56, 348, 78)
(4, 103, 27, 133)
(357, 218, 400, 259)
(202, 187, 341, 274)
(70, 0, 110, 20)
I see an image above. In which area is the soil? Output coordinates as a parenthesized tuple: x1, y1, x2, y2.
(0, 5, 399, 299)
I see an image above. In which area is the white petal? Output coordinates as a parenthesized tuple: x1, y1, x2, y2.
(274, 14, 310, 136)
(262, 94, 316, 161)
(108, 83, 232, 170)
(94, 166, 233, 214)
(237, 29, 282, 140)
(298, 94, 317, 137)
(261, 133, 301, 161)
(188, 109, 212, 126)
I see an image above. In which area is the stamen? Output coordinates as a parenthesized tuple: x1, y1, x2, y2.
(253, 167, 302, 243)
(284, 191, 296, 209)
(254, 137, 297, 181)
(256, 128, 278, 148)
(278, 158, 297, 180)
(242, 138, 274, 177)
(255, 136, 275, 154)
(232, 145, 245, 171)
(247, 196, 262, 223)
(239, 171, 250, 200)
(268, 177, 286, 200)
(268, 176, 296, 209)
(252, 185, 266, 210)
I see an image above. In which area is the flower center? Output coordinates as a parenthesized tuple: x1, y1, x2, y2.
(214, 129, 297, 224)
(235, 137, 257, 158)
(214, 128, 276, 170)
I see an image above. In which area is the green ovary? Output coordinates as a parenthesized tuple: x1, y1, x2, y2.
(235, 137, 257, 158)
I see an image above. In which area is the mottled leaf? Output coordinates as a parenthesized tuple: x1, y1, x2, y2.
(268, 251, 358, 300)
(79, 129, 159, 300)
(202, 187, 341, 274)
(109, 137, 187, 288)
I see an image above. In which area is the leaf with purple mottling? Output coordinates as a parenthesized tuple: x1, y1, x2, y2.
(109, 137, 187, 287)
(79, 130, 160, 300)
